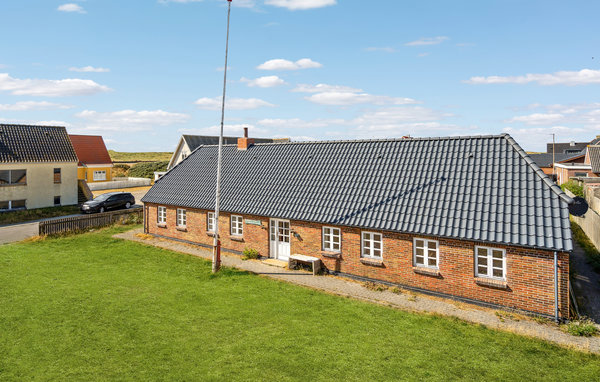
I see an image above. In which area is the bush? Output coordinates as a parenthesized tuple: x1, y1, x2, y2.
(571, 221, 600, 273)
(242, 248, 260, 260)
(128, 161, 169, 179)
(565, 318, 599, 337)
(561, 180, 584, 198)
(113, 164, 130, 177)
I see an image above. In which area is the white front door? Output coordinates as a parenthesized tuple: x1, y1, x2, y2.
(269, 219, 291, 261)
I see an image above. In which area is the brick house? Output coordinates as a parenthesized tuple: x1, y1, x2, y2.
(142, 134, 573, 319)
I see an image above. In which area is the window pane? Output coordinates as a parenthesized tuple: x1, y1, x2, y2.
(492, 250, 503, 259)
(11, 200, 25, 209)
(428, 249, 437, 259)
(333, 243, 340, 250)
(477, 248, 488, 257)
(0, 171, 8, 185)
(428, 257, 437, 266)
(373, 249, 382, 258)
(416, 256, 424, 265)
(429, 241, 437, 249)
(478, 256, 487, 265)
(477, 266, 487, 275)
(0, 201, 8, 210)
(493, 259, 503, 268)
(324, 228, 330, 235)
(493, 268, 503, 278)
(374, 241, 381, 249)
(416, 239, 424, 248)
(12, 170, 26, 184)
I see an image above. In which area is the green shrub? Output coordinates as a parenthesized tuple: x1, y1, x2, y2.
(128, 161, 169, 179)
(565, 318, 599, 337)
(113, 164, 130, 177)
(242, 248, 260, 260)
(561, 180, 584, 197)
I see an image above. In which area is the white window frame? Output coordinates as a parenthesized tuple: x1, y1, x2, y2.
(413, 238, 439, 269)
(475, 246, 506, 280)
(157, 206, 167, 224)
(322, 226, 341, 252)
(176, 208, 187, 228)
(230, 215, 243, 236)
(361, 231, 383, 259)
(93, 170, 107, 181)
(207, 212, 215, 232)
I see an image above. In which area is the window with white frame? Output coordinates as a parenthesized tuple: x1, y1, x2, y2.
(157, 206, 167, 224)
(475, 246, 506, 280)
(230, 215, 243, 236)
(93, 170, 107, 181)
(176, 209, 187, 228)
(207, 212, 215, 232)
(361, 231, 382, 259)
(414, 238, 439, 268)
(322, 226, 341, 252)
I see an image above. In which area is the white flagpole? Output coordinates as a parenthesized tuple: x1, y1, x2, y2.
(212, 0, 232, 273)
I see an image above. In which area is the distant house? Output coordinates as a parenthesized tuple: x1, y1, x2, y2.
(167, 132, 289, 170)
(553, 145, 600, 184)
(0, 124, 78, 210)
(69, 135, 113, 183)
(527, 152, 584, 177)
(142, 133, 573, 319)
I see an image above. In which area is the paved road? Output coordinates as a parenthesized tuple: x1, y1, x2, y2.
(571, 241, 600, 322)
(0, 221, 39, 245)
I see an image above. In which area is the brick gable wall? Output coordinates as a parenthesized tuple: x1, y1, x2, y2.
(144, 203, 569, 318)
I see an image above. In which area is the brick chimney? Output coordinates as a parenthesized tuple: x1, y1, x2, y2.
(238, 127, 255, 150)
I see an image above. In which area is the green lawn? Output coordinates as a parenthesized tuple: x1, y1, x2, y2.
(1, 227, 599, 381)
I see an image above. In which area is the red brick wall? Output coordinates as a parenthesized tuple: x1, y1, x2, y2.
(144, 203, 569, 317)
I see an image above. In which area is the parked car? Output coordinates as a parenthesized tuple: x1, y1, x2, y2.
(81, 192, 135, 214)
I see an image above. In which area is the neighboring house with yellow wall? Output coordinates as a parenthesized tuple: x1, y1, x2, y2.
(69, 134, 113, 183)
(0, 124, 78, 210)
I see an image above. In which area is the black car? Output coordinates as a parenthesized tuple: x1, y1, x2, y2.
(81, 192, 135, 213)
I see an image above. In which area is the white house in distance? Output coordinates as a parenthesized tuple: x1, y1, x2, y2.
(0, 124, 78, 211)
(154, 130, 289, 180)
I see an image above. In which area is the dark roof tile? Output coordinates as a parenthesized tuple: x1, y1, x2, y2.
(0, 124, 78, 163)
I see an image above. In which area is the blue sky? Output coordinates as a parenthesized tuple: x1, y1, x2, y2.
(0, 0, 599, 152)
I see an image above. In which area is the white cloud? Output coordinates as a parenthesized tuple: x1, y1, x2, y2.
(306, 92, 417, 106)
(365, 47, 395, 53)
(292, 83, 362, 93)
(74, 109, 190, 132)
(69, 66, 110, 73)
(240, 75, 286, 88)
(0, 73, 111, 97)
(508, 113, 564, 125)
(405, 36, 449, 46)
(465, 69, 600, 86)
(264, 0, 336, 10)
(503, 126, 591, 151)
(179, 124, 268, 136)
(0, 101, 73, 111)
(257, 118, 346, 129)
(257, 58, 322, 71)
(194, 96, 275, 110)
(57, 3, 86, 13)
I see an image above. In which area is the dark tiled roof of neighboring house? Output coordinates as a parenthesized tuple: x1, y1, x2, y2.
(546, 142, 589, 154)
(0, 124, 78, 163)
(143, 134, 573, 252)
(69, 135, 113, 166)
(528, 153, 578, 168)
(588, 145, 600, 173)
(183, 135, 289, 152)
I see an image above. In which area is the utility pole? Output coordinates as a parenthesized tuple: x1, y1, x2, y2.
(212, 0, 232, 273)
(551, 133, 556, 181)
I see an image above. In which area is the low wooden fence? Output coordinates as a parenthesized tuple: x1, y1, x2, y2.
(39, 207, 143, 236)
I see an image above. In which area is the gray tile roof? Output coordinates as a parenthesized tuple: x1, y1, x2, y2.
(588, 145, 600, 173)
(183, 135, 288, 152)
(528, 153, 578, 168)
(0, 124, 78, 163)
(142, 134, 573, 252)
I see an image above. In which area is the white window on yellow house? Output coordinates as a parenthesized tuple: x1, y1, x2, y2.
(93, 170, 107, 181)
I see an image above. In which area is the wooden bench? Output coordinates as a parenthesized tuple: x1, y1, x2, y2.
(289, 254, 322, 276)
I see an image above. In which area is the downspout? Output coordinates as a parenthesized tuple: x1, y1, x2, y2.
(554, 251, 559, 323)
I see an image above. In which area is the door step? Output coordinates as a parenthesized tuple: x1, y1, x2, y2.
(262, 259, 288, 268)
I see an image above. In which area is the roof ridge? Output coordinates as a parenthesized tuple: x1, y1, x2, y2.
(0, 123, 65, 129)
(502, 133, 573, 204)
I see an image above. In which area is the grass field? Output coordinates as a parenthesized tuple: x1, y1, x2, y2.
(0, 205, 80, 226)
(108, 150, 172, 162)
(1, 226, 599, 380)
